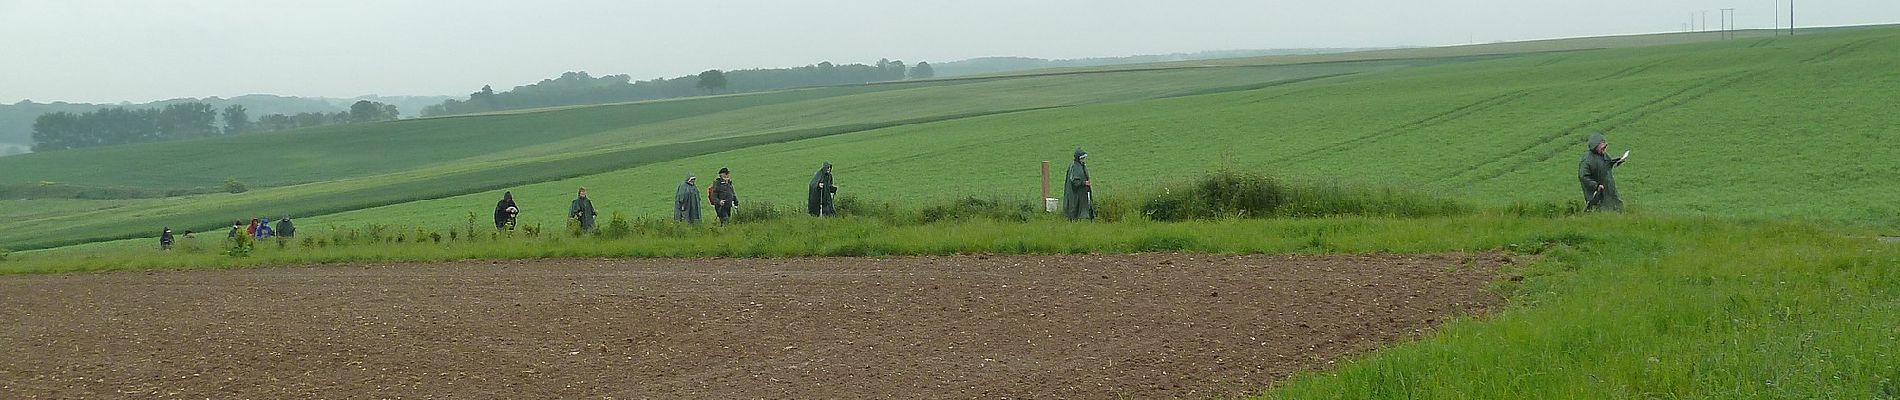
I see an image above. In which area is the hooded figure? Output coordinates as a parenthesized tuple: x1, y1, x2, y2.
(494, 191, 519, 230)
(160, 227, 174, 250)
(569, 187, 597, 231)
(228, 221, 242, 239)
(807, 162, 838, 217)
(1578, 132, 1625, 212)
(275, 217, 296, 238)
(1063, 147, 1094, 220)
(256, 218, 275, 239)
(675, 173, 702, 224)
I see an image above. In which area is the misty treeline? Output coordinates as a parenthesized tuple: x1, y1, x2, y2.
(422, 58, 936, 117)
(31, 100, 400, 151)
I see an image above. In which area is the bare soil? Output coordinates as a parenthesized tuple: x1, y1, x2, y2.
(0, 253, 1509, 399)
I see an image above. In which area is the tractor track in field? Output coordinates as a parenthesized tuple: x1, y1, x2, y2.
(1268, 90, 1534, 168)
(0, 253, 1511, 399)
(1436, 70, 1761, 186)
(1533, 56, 1570, 67)
(1802, 37, 1881, 64)
(1747, 38, 1778, 48)
(1589, 59, 1671, 82)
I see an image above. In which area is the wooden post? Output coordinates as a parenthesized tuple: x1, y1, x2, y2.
(1040, 161, 1051, 199)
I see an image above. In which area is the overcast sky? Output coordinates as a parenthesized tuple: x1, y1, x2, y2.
(3, 0, 1896, 104)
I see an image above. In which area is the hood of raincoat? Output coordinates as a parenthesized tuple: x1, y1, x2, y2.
(1074, 147, 1087, 161)
(1587, 132, 1606, 155)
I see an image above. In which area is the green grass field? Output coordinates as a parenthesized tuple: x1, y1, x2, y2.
(3, 25, 1899, 399)
(264, 25, 1900, 238)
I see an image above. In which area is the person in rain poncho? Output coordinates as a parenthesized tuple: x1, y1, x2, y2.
(1063, 147, 1094, 220)
(1578, 132, 1626, 212)
(255, 218, 275, 239)
(675, 173, 703, 224)
(275, 216, 296, 238)
(569, 187, 598, 231)
(160, 227, 174, 250)
(494, 191, 519, 230)
(807, 162, 838, 217)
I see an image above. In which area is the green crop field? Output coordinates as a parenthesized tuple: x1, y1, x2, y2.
(12, 27, 1899, 252)
(272, 26, 1900, 237)
(3, 26, 1899, 399)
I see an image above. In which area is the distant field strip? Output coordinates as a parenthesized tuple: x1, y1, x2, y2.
(1439, 71, 1760, 185)
(1270, 90, 1534, 167)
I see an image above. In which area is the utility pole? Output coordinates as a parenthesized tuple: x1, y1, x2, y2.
(1722, 9, 1735, 39)
(1790, 0, 1796, 35)
(1774, 0, 1780, 35)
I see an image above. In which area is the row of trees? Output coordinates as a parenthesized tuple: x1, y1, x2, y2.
(31, 100, 399, 151)
(422, 59, 935, 117)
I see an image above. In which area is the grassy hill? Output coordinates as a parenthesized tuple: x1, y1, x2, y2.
(287, 26, 1900, 238)
(5, 26, 1899, 252)
(0, 58, 1457, 250)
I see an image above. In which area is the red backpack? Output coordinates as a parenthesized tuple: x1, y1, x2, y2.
(707, 186, 717, 205)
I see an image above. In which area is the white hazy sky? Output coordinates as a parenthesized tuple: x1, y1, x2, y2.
(3, 0, 1896, 104)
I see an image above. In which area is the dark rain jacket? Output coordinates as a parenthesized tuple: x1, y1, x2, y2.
(807, 162, 838, 217)
(569, 195, 597, 231)
(494, 192, 519, 229)
(275, 218, 295, 238)
(1578, 133, 1624, 212)
(675, 174, 702, 224)
(1063, 148, 1094, 220)
(711, 178, 739, 208)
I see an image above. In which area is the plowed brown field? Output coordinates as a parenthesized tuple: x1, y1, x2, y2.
(0, 253, 1509, 399)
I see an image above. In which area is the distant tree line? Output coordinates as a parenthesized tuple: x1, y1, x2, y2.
(31, 100, 399, 151)
(422, 59, 935, 117)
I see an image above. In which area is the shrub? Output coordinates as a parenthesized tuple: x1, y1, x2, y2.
(222, 178, 248, 194)
(0, 248, 9, 261)
(1508, 199, 1586, 218)
(566, 218, 585, 237)
(604, 211, 634, 238)
(734, 201, 785, 223)
(1143, 170, 1283, 221)
(921, 196, 1035, 223)
(224, 235, 254, 257)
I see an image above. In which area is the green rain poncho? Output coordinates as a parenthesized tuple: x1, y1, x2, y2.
(1578, 132, 1624, 212)
(1063, 148, 1094, 220)
(807, 162, 837, 217)
(568, 192, 597, 231)
(675, 173, 702, 224)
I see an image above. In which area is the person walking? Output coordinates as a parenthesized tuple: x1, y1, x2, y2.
(807, 162, 838, 217)
(494, 191, 519, 231)
(569, 187, 598, 232)
(711, 168, 740, 224)
(275, 217, 296, 238)
(675, 173, 703, 224)
(1063, 147, 1094, 220)
(1578, 132, 1627, 212)
(160, 227, 174, 250)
